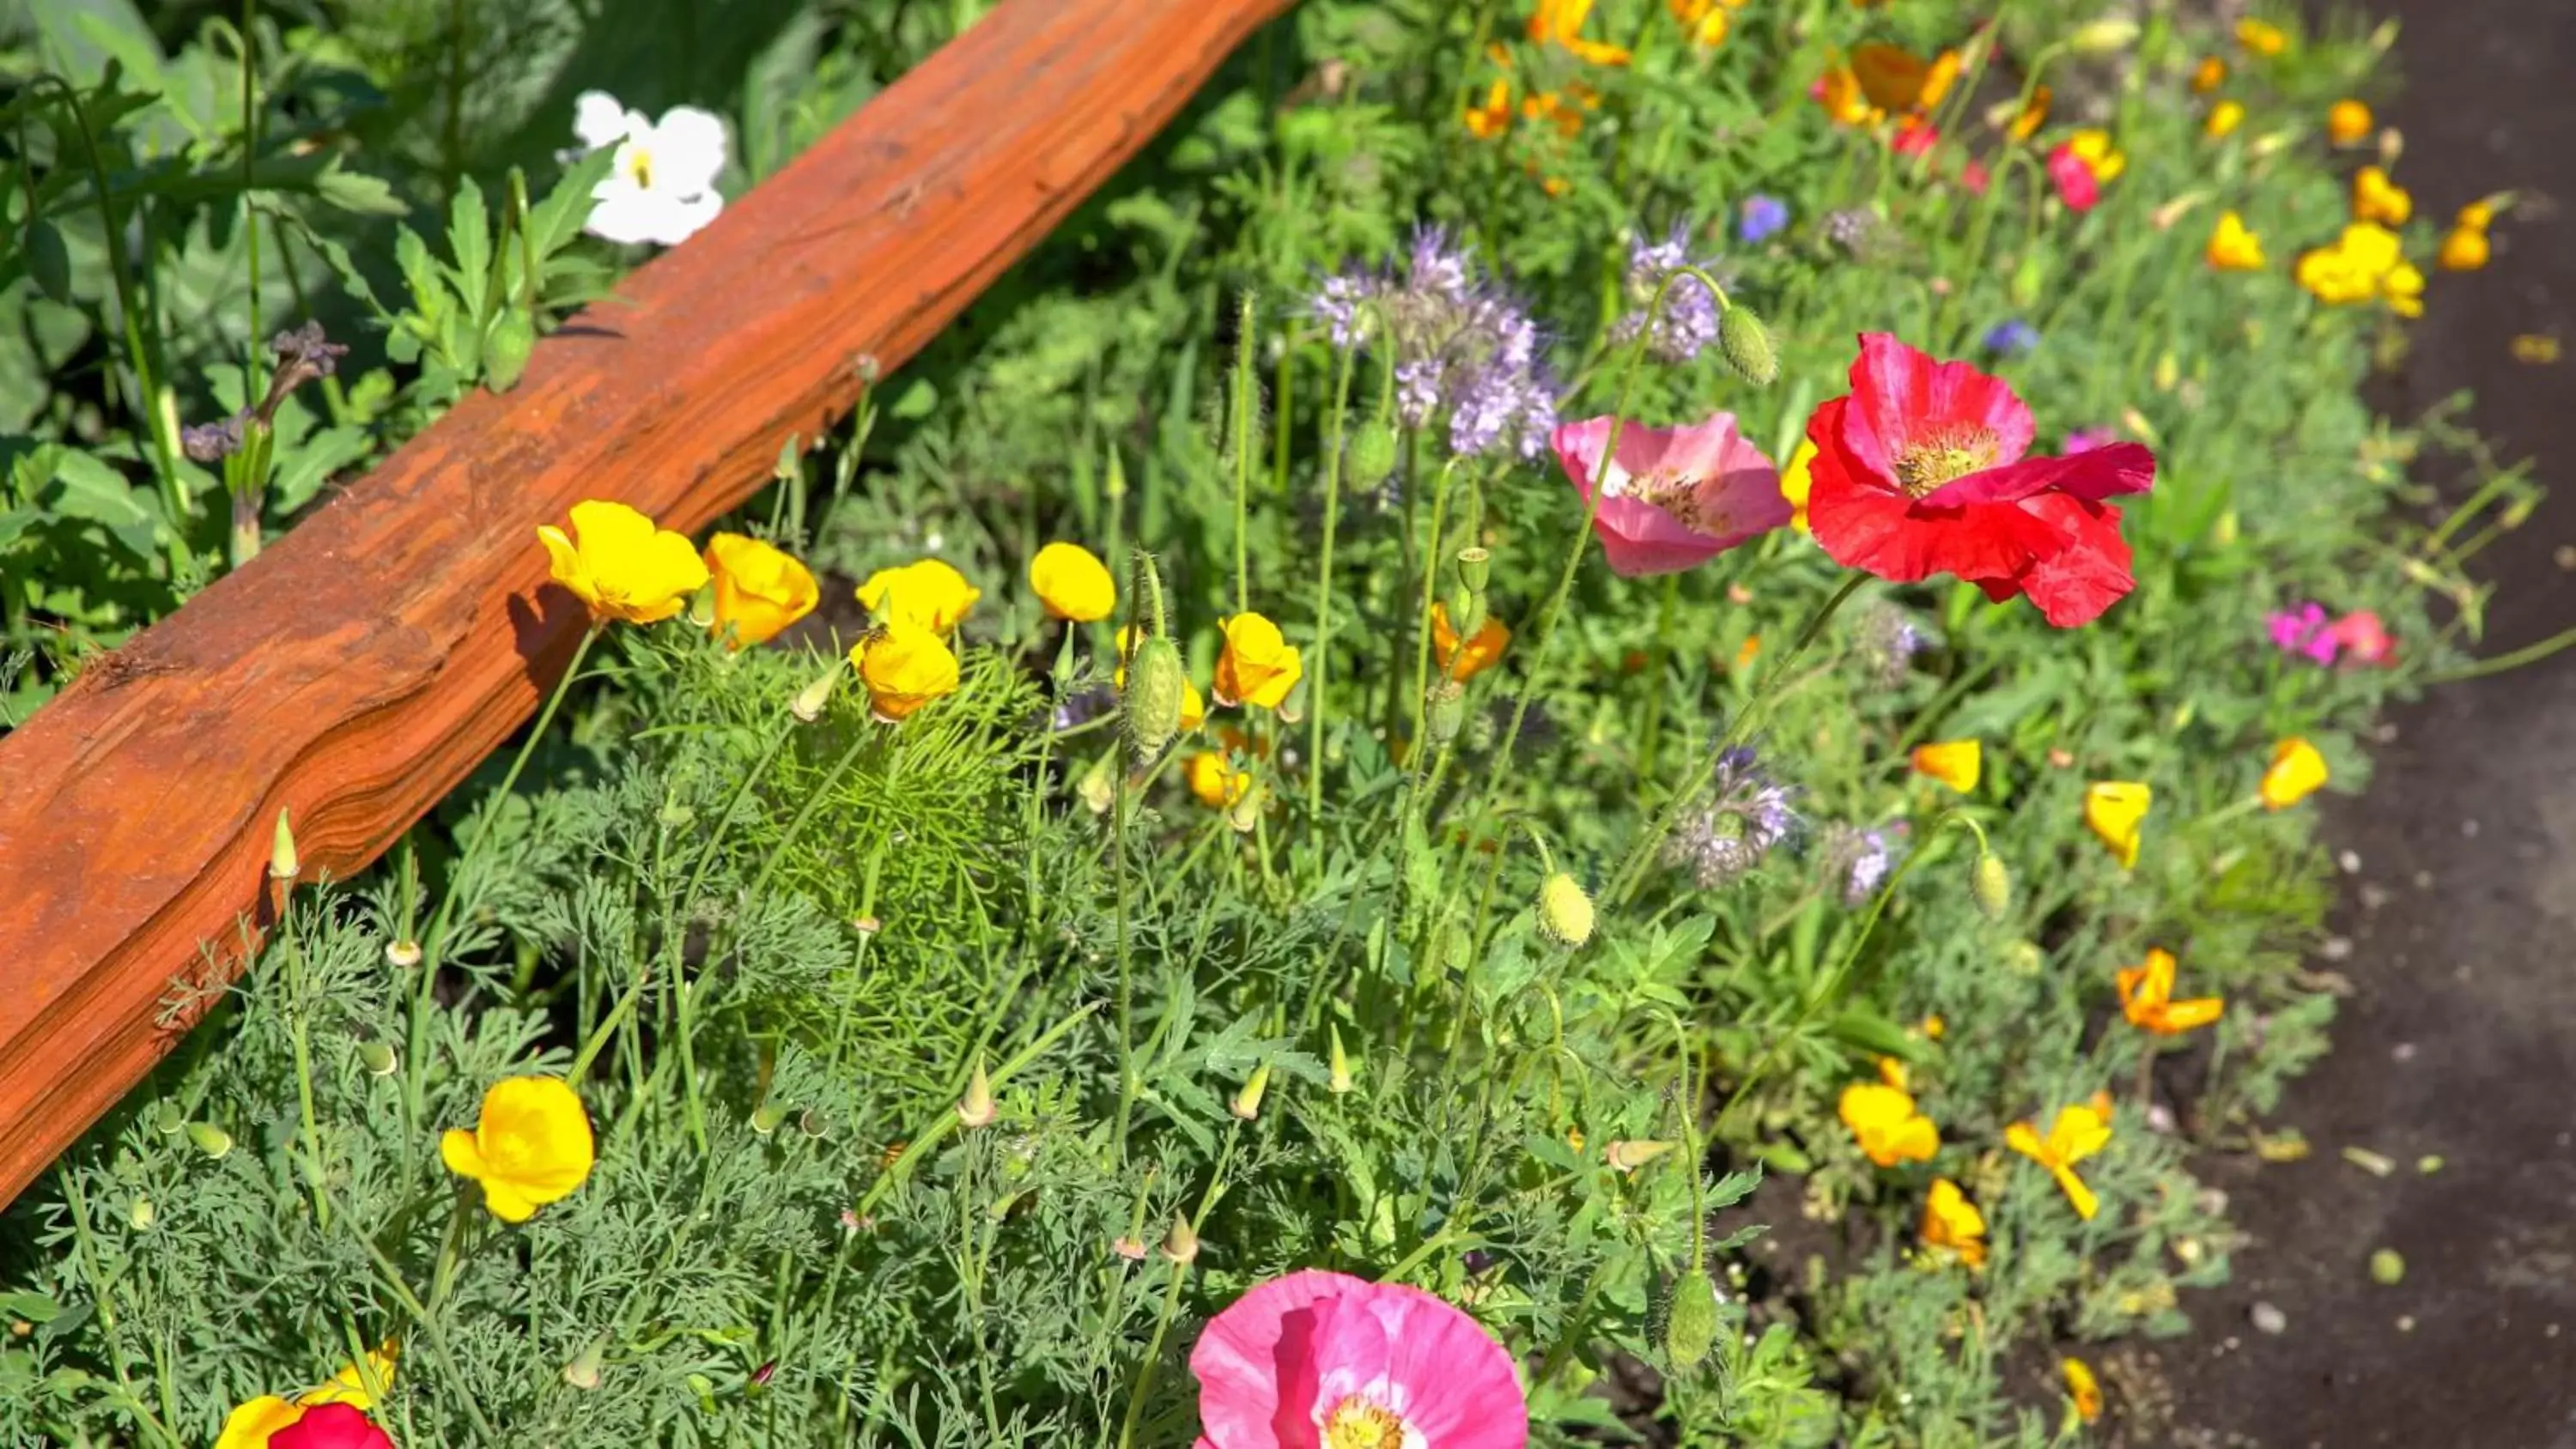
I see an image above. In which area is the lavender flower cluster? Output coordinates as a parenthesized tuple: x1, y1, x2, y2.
(1613, 223, 1722, 365)
(1666, 746, 1800, 890)
(1309, 229, 1558, 461)
(1820, 824, 1901, 907)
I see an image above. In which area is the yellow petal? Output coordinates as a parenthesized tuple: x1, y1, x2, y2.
(2260, 737, 2330, 809)
(1909, 739, 1982, 793)
(440, 1127, 487, 1181)
(216, 1397, 306, 1449)
(2052, 1164, 2100, 1222)
(2061, 1356, 2104, 1422)
(1030, 542, 1116, 623)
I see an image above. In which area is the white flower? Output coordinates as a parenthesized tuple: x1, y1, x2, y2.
(569, 90, 727, 247)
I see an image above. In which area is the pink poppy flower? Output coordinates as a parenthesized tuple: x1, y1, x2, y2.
(2063, 427, 2117, 455)
(1191, 1269, 1526, 1449)
(273, 1404, 396, 1449)
(2328, 609, 2396, 665)
(1552, 412, 1789, 576)
(2045, 144, 2100, 212)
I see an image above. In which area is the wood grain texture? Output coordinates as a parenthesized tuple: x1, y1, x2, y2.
(0, 0, 1293, 1208)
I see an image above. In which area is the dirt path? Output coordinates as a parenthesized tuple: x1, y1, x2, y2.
(2154, 3, 2576, 1445)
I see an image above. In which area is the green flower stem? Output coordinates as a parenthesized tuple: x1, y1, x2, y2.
(1304, 340, 1363, 821)
(61, 1178, 184, 1449)
(1605, 572, 1867, 908)
(856, 1001, 1099, 1220)
(1634, 573, 1683, 782)
(1230, 292, 1258, 617)
(1405, 458, 1461, 743)
(1110, 762, 1140, 1155)
(2421, 621, 2576, 684)
(282, 919, 331, 1233)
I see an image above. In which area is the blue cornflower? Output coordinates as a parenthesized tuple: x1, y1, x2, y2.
(1740, 194, 1790, 245)
(1983, 318, 2040, 356)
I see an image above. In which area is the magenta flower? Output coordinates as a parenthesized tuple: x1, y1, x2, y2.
(1192, 1269, 1527, 1449)
(2268, 602, 2340, 664)
(273, 1404, 396, 1449)
(1552, 412, 1789, 576)
(2063, 427, 2117, 455)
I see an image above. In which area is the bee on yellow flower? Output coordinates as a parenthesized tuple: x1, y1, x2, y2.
(1909, 739, 1982, 793)
(2327, 98, 2373, 147)
(853, 617, 961, 723)
(537, 500, 710, 627)
(2007, 1097, 2113, 1220)
(2259, 736, 2330, 809)
(1918, 1178, 1987, 1268)
(2083, 781, 2152, 870)
(2205, 99, 2245, 140)
(2206, 210, 2266, 270)
(2117, 948, 2225, 1035)
(1838, 1081, 1939, 1167)
(2351, 165, 2413, 227)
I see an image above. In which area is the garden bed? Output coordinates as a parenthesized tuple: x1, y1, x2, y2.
(0, 1, 2548, 1446)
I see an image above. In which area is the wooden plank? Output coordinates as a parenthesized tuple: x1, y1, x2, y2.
(0, 0, 1293, 1208)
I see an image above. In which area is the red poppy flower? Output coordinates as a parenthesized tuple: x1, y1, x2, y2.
(272, 1404, 395, 1449)
(1801, 333, 2155, 627)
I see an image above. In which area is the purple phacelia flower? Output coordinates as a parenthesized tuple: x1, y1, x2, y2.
(1309, 227, 1556, 460)
(1666, 745, 1801, 889)
(1613, 222, 1721, 365)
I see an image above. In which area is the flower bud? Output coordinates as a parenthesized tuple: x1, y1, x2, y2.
(957, 1055, 996, 1129)
(1972, 852, 2012, 920)
(1224, 778, 1266, 835)
(128, 1196, 155, 1231)
(1424, 679, 1467, 748)
(1113, 1234, 1149, 1262)
(1230, 1062, 1272, 1122)
(1078, 750, 1119, 815)
(1664, 1270, 1720, 1370)
(2067, 15, 2140, 54)
(790, 667, 839, 724)
(1122, 634, 1188, 761)
(152, 1100, 185, 1136)
(1603, 1139, 1675, 1173)
(1539, 872, 1595, 948)
(751, 1103, 787, 1137)
(1327, 1025, 1354, 1094)
(1160, 1213, 1200, 1265)
(186, 1122, 234, 1160)
(270, 809, 299, 882)
(1347, 419, 1400, 488)
(1455, 546, 1492, 593)
(358, 1041, 399, 1077)
(1717, 306, 1778, 387)
(562, 1342, 605, 1391)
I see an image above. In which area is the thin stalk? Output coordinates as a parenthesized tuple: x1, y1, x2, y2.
(1304, 343, 1362, 819)
(1230, 293, 1257, 616)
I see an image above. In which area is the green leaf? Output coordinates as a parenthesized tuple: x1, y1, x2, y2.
(312, 161, 408, 217)
(523, 147, 617, 264)
(43, 449, 161, 556)
(444, 179, 492, 325)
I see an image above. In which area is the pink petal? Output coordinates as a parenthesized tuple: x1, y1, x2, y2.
(1326, 1285, 1528, 1449)
(1553, 414, 1788, 577)
(1191, 1270, 1357, 1448)
(1917, 442, 2154, 508)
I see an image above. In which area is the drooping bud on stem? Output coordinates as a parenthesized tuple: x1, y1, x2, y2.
(1717, 306, 1778, 387)
(1121, 553, 1186, 762)
(1972, 852, 2013, 921)
(1539, 872, 1595, 949)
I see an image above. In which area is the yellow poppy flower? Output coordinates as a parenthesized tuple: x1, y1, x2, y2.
(2063, 129, 2126, 183)
(2206, 210, 2266, 270)
(1909, 739, 1982, 793)
(702, 532, 819, 647)
(2381, 259, 2426, 317)
(1668, 0, 1728, 47)
(2083, 781, 2151, 870)
(2117, 948, 2225, 1035)
(1838, 1082, 1939, 1167)
(1814, 64, 1882, 128)
(2061, 1355, 2104, 1422)
(2439, 223, 2491, 272)
(2236, 17, 2287, 56)
(852, 616, 960, 724)
(2006, 1099, 2112, 1220)
(1464, 78, 1512, 139)
(1526, 0, 1630, 65)
(2259, 736, 2330, 809)
(1431, 603, 1510, 682)
(2008, 84, 2051, 141)
(1876, 1055, 1910, 1092)
(858, 558, 980, 637)
(2352, 165, 2413, 226)
(1029, 542, 1115, 623)
(1780, 439, 1817, 534)
(1214, 612, 1303, 710)
(1921, 1013, 1947, 1040)
(1919, 1177, 1987, 1268)
(2459, 198, 2498, 230)
(216, 1397, 306, 1449)
(2205, 99, 2245, 139)
(2297, 222, 2412, 309)
(1186, 749, 1251, 809)
(2191, 56, 2227, 93)
(441, 1076, 595, 1223)
(2327, 98, 2372, 146)
(537, 500, 710, 627)
(1850, 43, 1960, 114)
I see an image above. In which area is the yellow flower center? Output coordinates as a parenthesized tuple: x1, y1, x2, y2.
(622, 142, 656, 191)
(1893, 424, 2002, 497)
(1322, 1397, 1408, 1449)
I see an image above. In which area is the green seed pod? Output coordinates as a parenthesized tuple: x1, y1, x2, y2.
(1122, 634, 1188, 761)
(1971, 852, 2012, 921)
(1455, 546, 1492, 593)
(1718, 306, 1779, 387)
(1539, 872, 1595, 949)
(1347, 419, 1400, 488)
(358, 1041, 399, 1077)
(1425, 679, 1467, 748)
(185, 1123, 234, 1160)
(485, 311, 538, 392)
(1665, 1270, 1720, 1371)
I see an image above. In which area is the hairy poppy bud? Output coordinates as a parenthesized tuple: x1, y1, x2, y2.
(1665, 1270, 1720, 1370)
(1123, 634, 1188, 761)
(1425, 679, 1467, 748)
(1971, 852, 2012, 920)
(1718, 306, 1778, 387)
(1539, 872, 1595, 948)
(1347, 419, 1400, 488)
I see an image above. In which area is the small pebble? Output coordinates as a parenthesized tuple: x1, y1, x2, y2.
(2418, 1155, 2445, 1174)
(2251, 1302, 2287, 1335)
(2371, 1249, 2406, 1285)
(2397, 1314, 2416, 1332)
(2558, 545, 2576, 571)
(2412, 870, 2433, 889)
(2339, 850, 2363, 874)
(2360, 883, 2391, 911)
(2147, 1104, 2178, 1133)
(2462, 818, 2481, 838)
(2320, 936, 2354, 961)
(2391, 1042, 2417, 1063)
